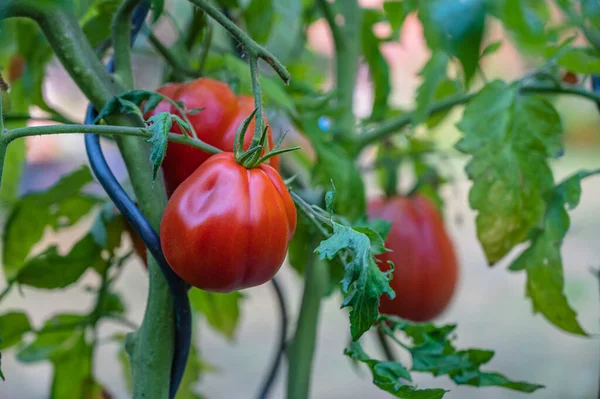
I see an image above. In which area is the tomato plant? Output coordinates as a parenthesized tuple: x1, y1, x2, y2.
(369, 194, 458, 322)
(0, 0, 599, 398)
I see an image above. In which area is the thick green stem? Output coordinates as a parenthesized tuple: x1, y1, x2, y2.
(287, 257, 329, 399)
(112, 0, 143, 88)
(1, 3, 175, 398)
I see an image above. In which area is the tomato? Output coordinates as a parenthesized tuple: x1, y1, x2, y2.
(369, 195, 458, 322)
(146, 78, 279, 196)
(160, 152, 296, 292)
(561, 71, 578, 85)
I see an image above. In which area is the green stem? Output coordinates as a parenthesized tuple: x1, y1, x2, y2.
(249, 55, 264, 145)
(376, 328, 396, 362)
(187, 0, 290, 84)
(3, 114, 76, 124)
(1, 3, 175, 398)
(197, 23, 212, 75)
(147, 31, 201, 79)
(0, 283, 12, 303)
(286, 256, 329, 399)
(1, 123, 221, 154)
(184, 9, 205, 51)
(112, 0, 143, 88)
(356, 82, 600, 150)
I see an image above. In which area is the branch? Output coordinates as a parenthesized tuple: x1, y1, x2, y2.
(186, 0, 290, 84)
(112, 0, 144, 88)
(147, 31, 201, 79)
(356, 82, 600, 150)
(0, 124, 221, 154)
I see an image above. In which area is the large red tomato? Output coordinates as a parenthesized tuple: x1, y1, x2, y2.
(146, 78, 279, 196)
(369, 195, 458, 322)
(160, 152, 296, 292)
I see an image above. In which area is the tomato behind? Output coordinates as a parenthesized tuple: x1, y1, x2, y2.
(369, 195, 458, 322)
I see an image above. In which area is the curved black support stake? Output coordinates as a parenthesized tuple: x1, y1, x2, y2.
(258, 277, 289, 399)
(592, 75, 600, 113)
(84, 2, 191, 398)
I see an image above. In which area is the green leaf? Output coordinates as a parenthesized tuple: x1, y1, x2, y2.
(556, 47, 600, 75)
(315, 220, 394, 340)
(419, 0, 486, 82)
(414, 52, 450, 124)
(16, 234, 104, 289)
(501, 0, 551, 53)
(151, 0, 165, 23)
(2, 166, 100, 279)
(345, 341, 447, 398)
(146, 112, 173, 180)
(456, 81, 562, 265)
(0, 137, 25, 210)
(0, 352, 4, 380)
(383, 0, 418, 34)
(383, 316, 544, 393)
(264, 0, 302, 62)
(243, 0, 274, 44)
(98, 292, 126, 316)
(189, 289, 243, 340)
(288, 215, 318, 276)
(362, 9, 391, 121)
(17, 314, 87, 363)
(426, 78, 463, 128)
(508, 170, 600, 335)
(94, 97, 143, 123)
(0, 312, 32, 349)
(480, 40, 502, 59)
(174, 341, 208, 399)
(81, 0, 120, 49)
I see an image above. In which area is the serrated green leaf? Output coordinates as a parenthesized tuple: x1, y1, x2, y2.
(16, 234, 104, 289)
(383, 316, 544, 393)
(556, 47, 600, 75)
(508, 170, 600, 335)
(414, 52, 450, 124)
(189, 289, 243, 340)
(315, 221, 394, 340)
(383, 0, 418, 34)
(0, 312, 32, 349)
(362, 9, 391, 121)
(146, 112, 172, 181)
(2, 166, 100, 279)
(419, 0, 486, 82)
(345, 341, 447, 399)
(456, 80, 562, 265)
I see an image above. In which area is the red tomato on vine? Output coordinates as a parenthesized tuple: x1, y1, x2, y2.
(369, 195, 458, 322)
(145, 78, 279, 196)
(160, 152, 296, 292)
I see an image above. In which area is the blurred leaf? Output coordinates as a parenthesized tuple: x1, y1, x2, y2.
(17, 314, 87, 363)
(189, 289, 243, 340)
(243, 0, 274, 44)
(315, 188, 394, 340)
(480, 40, 502, 59)
(2, 166, 101, 279)
(419, 0, 486, 83)
(288, 214, 317, 276)
(362, 9, 391, 121)
(556, 47, 600, 75)
(456, 80, 562, 265)
(16, 234, 104, 289)
(345, 341, 447, 398)
(98, 292, 126, 316)
(264, 0, 302, 62)
(383, 316, 544, 393)
(0, 134, 25, 210)
(0, 312, 32, 349)
(383, 0, 418, 34)
(414, 52, 450, 124)
(426, 78, 463, 128)
(151, 0, 165, 23)
(81, 0, 120, 48)
(501, 0, 551, 53)
(508, 170, 600, 335)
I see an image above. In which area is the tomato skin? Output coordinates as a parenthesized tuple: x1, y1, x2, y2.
(160, 152, 296, 292)
(368, 195, 458, 322)
(146, 78, 279, 196)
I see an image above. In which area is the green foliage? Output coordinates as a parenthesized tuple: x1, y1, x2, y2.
(499, 0, 552, 53)
(508, 170, 600, 335)
(2, 166, 101, 279)
(146, 112, 190, 180)
(456, 80, 562, 265)
(556, 47, 600, 75)
(362, 9, 391, 121)
(188, 289, 243, 341)
(383, 0, 418, 34)
(0, 312, 32, 350)
(314, 186, 393, 340)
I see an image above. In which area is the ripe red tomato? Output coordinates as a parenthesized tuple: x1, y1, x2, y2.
(146, 78, 279, 196)
(160, 152, 296, 292)
(369, 195, 458, 322)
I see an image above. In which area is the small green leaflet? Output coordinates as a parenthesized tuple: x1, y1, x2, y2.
(456, 80, 562, 265)
(146, 112, 190, 181)
(151, 0, 165, 23)
(189, 289, 244, 341)
(0, 312, 32, 350)
(508, 170, 600, 335)
(314, 187, 394, 341)
(345, 341, 447, 399)
(382, 316, 544, 393)
(556, 47, 600, 75)
(414, 52, 450, 124)
(94, 89, 165, 123)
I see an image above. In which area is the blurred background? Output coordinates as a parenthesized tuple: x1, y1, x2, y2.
(1, 0, 600, 398)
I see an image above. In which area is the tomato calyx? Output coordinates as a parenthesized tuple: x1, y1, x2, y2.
(233, 107, 301, 169)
